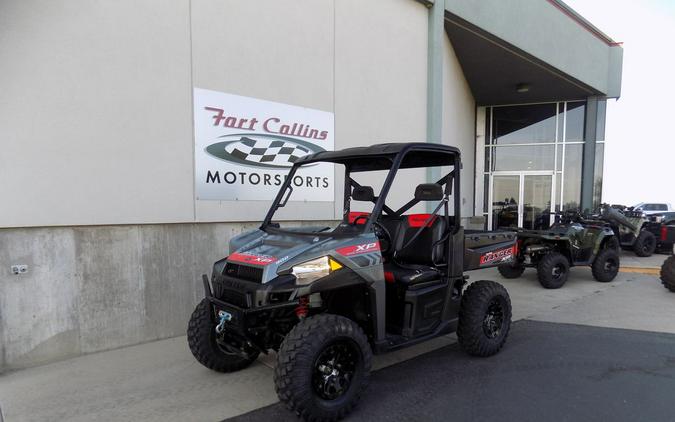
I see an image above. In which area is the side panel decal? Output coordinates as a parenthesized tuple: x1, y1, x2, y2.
(336, 242, 380, 257)
(228, 252, 278, 266)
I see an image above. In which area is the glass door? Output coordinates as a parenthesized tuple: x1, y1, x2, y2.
(490, 175, 520, 230)
(490, 172, 555, 230)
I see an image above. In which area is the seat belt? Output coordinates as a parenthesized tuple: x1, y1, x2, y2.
(394, 198, 448, 259)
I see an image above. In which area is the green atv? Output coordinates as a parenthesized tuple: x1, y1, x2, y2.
(498, 210, 620, 289)
(660, 225, 675, 292)
(602, 205, 656, 257)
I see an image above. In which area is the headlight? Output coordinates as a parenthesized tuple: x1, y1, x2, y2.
(654, 216, 665, 223)
(291, 256, 343, 285)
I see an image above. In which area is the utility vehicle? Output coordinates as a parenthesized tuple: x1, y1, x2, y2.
(603, 205, 656, 257)
(647, 212, 675, 253)
(498, 209, 620, 289)
(187, 143, 516, 421)
(660, 225, 675, 292)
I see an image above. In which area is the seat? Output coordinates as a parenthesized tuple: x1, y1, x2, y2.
(383, 213, 447, 286)
(384, 263, 439, 285)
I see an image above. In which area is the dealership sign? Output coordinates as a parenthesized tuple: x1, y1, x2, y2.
(194, 88, 334, 201)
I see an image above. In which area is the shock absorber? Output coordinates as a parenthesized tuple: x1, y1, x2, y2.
(295, 296, 309, 319)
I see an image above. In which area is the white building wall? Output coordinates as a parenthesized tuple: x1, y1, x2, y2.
(0, 0, 195, 228)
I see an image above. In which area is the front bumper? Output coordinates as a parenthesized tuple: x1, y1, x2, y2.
(201, 274, 298, 339)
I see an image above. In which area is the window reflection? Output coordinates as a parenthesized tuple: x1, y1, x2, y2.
(492, 104, 557, 144)
(565, 102, 585, 141)
(563, 144, 583, 210)
(492, 145, 555, 171)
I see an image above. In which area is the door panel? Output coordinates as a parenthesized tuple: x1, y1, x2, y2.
(490, 172, 554, 230)
(523, 175, 553, 230)
(491, 175, 519, 229)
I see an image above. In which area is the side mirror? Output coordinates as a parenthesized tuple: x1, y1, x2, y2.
(352, 186, 375, 202)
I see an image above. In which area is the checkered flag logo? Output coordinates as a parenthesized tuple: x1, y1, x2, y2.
(225, 137, 311, 165)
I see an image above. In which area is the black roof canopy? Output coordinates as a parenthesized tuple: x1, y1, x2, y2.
(296, 142, 460, 172)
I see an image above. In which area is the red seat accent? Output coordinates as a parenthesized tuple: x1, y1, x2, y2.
(406, 214, 437, 228)
(348, 212, 370, 224)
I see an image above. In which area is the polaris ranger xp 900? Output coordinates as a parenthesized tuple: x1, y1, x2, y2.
(188, 143, 517, 421)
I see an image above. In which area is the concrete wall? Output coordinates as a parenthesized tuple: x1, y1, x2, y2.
(0, 221, 335, 371)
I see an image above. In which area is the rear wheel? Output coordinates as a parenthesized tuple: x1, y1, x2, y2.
(661, 256, 675, 292)
(537, 252, 570, 289)
(187, 299, 259, 373)
(497, 262, 525, 279)
(634, 231, 656, 257)
(457, 280, 512, 357)
(591, 248, 620, 282)
(275, 314, 372, 422)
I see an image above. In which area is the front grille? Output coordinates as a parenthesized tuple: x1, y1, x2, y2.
(224, 263, 263, 283)
(221, 288, 249, 308)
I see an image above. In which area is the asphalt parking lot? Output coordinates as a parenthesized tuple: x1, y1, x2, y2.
(0, 252, 672, 422)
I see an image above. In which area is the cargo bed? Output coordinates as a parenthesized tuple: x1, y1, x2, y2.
(463, 229, 517, 271)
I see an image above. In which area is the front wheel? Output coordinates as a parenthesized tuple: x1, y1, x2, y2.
(275, 314, 372, 422)
(634, 231, 656, 257)
(497, 262, 525, 279)
(661, 256, 675, 292)
(187, 299, 259, 373)
(457, 280, 512, 357)
(537, 252, 570, 289)
(591, 248, 620, 282)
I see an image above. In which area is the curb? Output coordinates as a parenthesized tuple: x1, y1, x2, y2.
(619, 266, 661, 276)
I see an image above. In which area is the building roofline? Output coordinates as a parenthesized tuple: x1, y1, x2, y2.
(547, 0, 622, 46)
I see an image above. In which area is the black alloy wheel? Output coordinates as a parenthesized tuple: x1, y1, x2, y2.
(312, 340, 360, 401)
(482, 298, 505, 339)
(457, 280, 512, 357)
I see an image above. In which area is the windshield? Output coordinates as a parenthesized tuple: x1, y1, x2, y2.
(261, 155, 457, 237)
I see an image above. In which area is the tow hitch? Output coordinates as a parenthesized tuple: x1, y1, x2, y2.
(215, 310, 232, 334)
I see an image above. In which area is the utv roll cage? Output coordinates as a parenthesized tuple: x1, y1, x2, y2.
(260, 142, 461, 236)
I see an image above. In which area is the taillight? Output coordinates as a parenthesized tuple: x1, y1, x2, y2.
(662, 226, 668, 241)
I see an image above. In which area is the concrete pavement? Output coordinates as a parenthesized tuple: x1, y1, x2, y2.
(1, 251, 673, 421)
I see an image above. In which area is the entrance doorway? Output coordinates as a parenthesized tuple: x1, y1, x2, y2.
(489, 171, 555, 230)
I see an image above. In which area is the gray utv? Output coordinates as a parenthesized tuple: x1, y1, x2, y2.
(187, 143, 517, 421)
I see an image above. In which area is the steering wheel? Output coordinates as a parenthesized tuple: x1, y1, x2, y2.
(352, 215, 392, 255)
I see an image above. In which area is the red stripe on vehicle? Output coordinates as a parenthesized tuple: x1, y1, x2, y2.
(348, 212, 370, 224)
(384, 271, 395, 283)
(228, 252, 277, 266)
(406, 214, 437, 228)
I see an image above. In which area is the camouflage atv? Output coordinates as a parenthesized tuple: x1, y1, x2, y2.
(602, 205, 656, 257)
(660, 225, 675, 292)
(498, 210, 620, 289)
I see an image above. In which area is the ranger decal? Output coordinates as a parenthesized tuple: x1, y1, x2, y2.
(480, 246, 515, 265)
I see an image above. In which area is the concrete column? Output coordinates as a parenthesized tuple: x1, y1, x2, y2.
(581, 96, 606, 212)
(426, 0, 444, 210)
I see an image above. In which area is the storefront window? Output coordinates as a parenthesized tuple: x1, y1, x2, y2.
(491, 104, 557, 145)
(482, 101, 592, 229)
(565, 102, 586, 141)
(593, 143, 605, 210)
(491, 145, 555, 171)
(563, 144, 583, 210)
